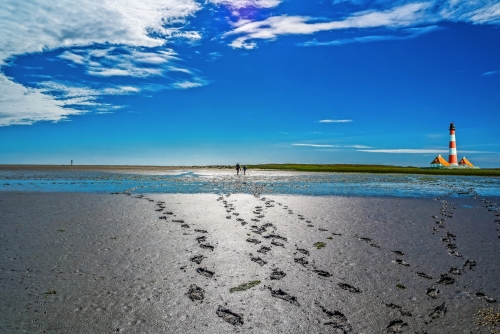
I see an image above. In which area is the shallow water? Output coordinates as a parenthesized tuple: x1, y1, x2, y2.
(1, 170, 499, 198)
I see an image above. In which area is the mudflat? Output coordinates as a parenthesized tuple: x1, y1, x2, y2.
(1, 192, 499, 333)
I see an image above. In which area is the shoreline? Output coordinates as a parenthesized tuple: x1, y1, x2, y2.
(1, 191, 499, 333)
(1, 164, 499, 177)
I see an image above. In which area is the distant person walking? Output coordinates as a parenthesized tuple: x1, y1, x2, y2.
(243, 165, 247, 175)
(236, 163, 240, 175)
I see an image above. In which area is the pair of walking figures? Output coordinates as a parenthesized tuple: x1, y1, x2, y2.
(235, 163, 247, 175)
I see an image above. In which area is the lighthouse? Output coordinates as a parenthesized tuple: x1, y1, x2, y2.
(448, 122, 458, 166)
(428, 122, 479, 169)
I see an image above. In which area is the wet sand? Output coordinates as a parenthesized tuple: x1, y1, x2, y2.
(1, 192, 499, 333)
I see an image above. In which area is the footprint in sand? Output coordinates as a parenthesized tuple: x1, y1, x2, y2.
(338, 283, 361, 293)
(295, 247, 309, 256)
(270, 288, 300, 306)
(257, 246, 271, 254)
(437, 274, 455, 285)
(393, 259, 410, 266)
(315, 302, 352, 332)
(429, 302, 447, 319)
(271, 240, 284, 247)
(187, 284, 204, 301)
(196, 267, 214, 278)
(264, 234, 287, 241)
(190, 255, 205, 264)
(199, 243, 215, 251)
(313, 269, 331, 277)
(294, 257, 308, 267)
(447, 250, 462, 257)
(475, 292, 497, 303)
(216, 306, 243, 326)
(417, 272, 433, 279)
(463, 259, 476, 270)
(384, 303, 412, 316)
(250, 254, 267, 266)
(270, 268, 286, 280)
(386, 320, 408, 333)
(250, 225, 267, 234)
(194, 229, 207, 233)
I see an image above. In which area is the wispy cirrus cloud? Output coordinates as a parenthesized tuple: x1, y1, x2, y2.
(293, 143, 371, 149)
(320, 119, 353, 123)
(58, 47, 205, 81)
(358, 149, 494, 154)
(300, 25, 440, 47)
(346, 145, 371, 149)
(208, 0, 282, 9)
(292, 143, 339, 147)
(225, 1, 500, 49)
(225, 3, 431, 49)
(482, 70, 500, 76)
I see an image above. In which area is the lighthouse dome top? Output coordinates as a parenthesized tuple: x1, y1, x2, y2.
(449, 122, 456, 130)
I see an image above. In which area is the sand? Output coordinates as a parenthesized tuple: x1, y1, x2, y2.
(1, 191, 499, 333)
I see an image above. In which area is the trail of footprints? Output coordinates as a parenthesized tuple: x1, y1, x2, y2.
(208, 195, 359, 328)
(131, 191, 497, 331)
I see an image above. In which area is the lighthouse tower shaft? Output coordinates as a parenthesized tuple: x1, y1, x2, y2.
(448, 123, 458, 165)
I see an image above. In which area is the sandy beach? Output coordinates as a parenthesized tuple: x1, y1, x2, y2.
(1, 191, 499, 333)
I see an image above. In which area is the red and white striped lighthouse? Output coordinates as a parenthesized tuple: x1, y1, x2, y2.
(448, 122, 458, 166)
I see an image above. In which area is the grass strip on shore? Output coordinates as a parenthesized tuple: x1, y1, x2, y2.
(247, 164, 500, 176)
(230, 280, 261, 293)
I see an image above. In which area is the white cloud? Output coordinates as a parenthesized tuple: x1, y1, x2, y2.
(469, 2, 500, 23)
(346, 145, 372, 148)
(0, 79, 159, 126)
(171, 80, 209, 89)
(439, 0, 500, 24)
(291, 143, 373, 149)
(358, 149, 494, 154)
(0, 74, 84, 127)
(0, 0, 202, 126)
(482, 70, 500, 76)
(225, 3, 431, 48)
(300, 25, 440, 46)
(0, 0, 201, 65)
(208, 0, 282, 9)
(320, 119, 353, 123)
(225, 1, 500, 49)
(59, 48, 180, 78)
(292, 144, 339, 147)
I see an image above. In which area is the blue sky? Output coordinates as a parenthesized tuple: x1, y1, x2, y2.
(0, 0, 499, 167)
